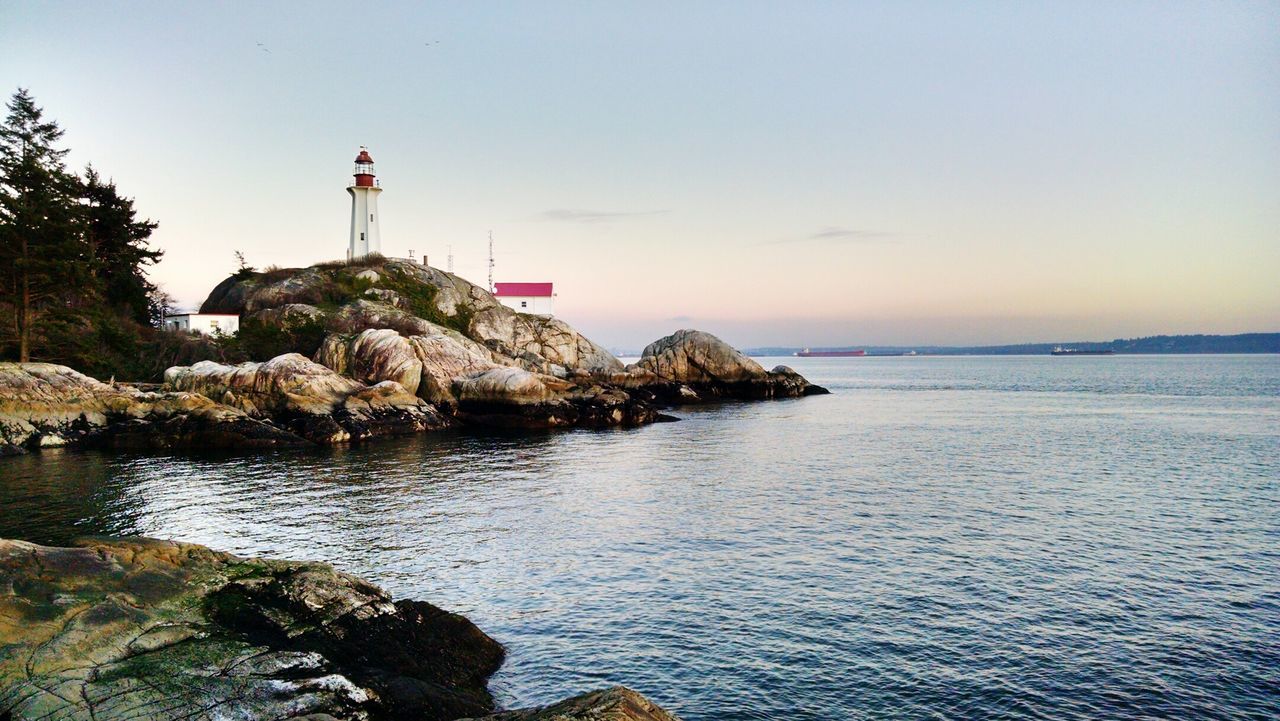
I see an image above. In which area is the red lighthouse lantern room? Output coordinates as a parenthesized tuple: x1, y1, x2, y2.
(353, 147, 376, 187)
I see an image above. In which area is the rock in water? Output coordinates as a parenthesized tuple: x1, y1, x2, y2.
(462, 687, 682, 720)
(637, 329, 768, 383)
(0, 537, 505, 721)
(634, 329, 829, 401)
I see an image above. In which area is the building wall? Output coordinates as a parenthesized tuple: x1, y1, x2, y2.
(347, 185, 382, 258)
(497, 296, 555, 315)
(164, 315, 240, 336)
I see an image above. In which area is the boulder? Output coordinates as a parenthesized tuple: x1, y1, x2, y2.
(0, 537, 505, 721)
(0, 362, 306, 453)
(165, 354, 367, 416)
(636, 329, 768, 383)
(635, 329, 829, 401)
(321, 328, 425, 396)
(408, 331, 501, 405)
(450, 368, 577, 427)
(316, 327, 502, 406)
(464, 687, 681, 721)
(453, 367, 575, 405)
(163, 354, 448, 443)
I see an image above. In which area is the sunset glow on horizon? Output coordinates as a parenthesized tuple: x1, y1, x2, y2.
(3, 1, 1276, 348)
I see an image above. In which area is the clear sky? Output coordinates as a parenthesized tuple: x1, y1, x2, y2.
(2, 1, 1277, 349)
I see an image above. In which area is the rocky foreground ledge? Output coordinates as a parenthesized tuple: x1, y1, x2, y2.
(0, 537, 678, 721)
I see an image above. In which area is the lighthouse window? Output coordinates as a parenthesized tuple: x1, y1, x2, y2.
(370, 214, 374, 222)
(521, 301, 528, 308)
(360, 232, 365, 241)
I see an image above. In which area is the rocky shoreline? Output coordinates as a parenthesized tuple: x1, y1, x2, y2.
(1, 259, 826, 455)
(0, 260, 825, 718)
(0, 536, 677, 720)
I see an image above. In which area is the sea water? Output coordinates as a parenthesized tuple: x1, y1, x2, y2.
(2, 355, 1277, 719)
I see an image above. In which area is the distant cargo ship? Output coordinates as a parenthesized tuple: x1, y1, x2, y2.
(1051, 347, 1115, 356)
(794, 348, 866, 357)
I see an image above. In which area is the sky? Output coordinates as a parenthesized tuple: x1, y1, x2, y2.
(2, 1, 1277, 349)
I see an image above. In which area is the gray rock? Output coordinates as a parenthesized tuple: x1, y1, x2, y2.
(637, 329, 768, 383)
(636, 329, 828, 401)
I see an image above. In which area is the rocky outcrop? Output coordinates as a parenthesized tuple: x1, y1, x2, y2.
(314, 330, 660, 427)
(163, 354, 449, 443)
(0, 537, 504, 721)
(248, 302, 327, 327)
(193, 260, 826, 431)
(202, 260, 621, 377)
(316, 327, 500, 406)
(0, 362, 306, 454)
(634, 329, 829, 402)
(464, 687, 681, 720)
(204, 267, 332, 314)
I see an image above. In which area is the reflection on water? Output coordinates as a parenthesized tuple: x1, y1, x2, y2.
(2, 355, 1278, 720)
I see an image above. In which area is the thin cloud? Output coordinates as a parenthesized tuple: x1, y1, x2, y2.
(766, 226, 901, 245)
(540, 209, 666, 224)
(667, 315, 693, 322)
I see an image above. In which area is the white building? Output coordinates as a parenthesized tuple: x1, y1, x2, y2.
(347, 146, 383, 259)
(494, 282, 555, 315)
(163, 313, 240, 336)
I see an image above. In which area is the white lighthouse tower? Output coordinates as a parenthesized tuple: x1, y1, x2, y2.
(347, 146, 382, 259)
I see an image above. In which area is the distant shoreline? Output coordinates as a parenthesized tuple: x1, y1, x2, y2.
(740, 332, 1279, 358)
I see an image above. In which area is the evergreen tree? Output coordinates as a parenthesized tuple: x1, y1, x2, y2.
(82, 166, 161, 325)
(0, 88, 91, 361)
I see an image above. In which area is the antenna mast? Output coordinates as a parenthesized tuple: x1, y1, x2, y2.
(487, 231, 495, 293)
(447, 245, 454, 273)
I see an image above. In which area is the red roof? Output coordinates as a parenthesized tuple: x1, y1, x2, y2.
(354, 148, 374, 164)
(494, 282, 553, 297)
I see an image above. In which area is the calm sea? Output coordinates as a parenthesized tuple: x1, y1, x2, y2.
(3, 355, 1278, 720)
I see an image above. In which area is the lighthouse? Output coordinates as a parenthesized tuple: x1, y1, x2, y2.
(347, 146, 382, 259)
